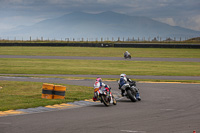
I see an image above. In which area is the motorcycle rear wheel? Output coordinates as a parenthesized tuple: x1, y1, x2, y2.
(127, 89, 137, 102)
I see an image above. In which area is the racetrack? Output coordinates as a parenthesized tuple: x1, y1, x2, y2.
(0, 55, 200, 62)
(0, 77, 199, 133)
(0, 55, 200, 133)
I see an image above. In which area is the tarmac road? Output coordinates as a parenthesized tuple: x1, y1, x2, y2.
(0, 55, 200, 62)
(0, 77, 200, 133)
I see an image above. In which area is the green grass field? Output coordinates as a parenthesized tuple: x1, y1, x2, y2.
(0, 81, 93, 111)
(1, 46, 200, 58)
(0, 58, 200, 76)
(0, 46, 199, 111)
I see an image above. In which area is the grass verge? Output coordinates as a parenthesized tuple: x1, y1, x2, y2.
(0, 46, 200, 58)
(0, 58, 200, 76)
(0, 81, 93, 111)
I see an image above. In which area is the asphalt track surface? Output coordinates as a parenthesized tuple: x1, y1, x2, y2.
(0, 55, 200, 62)
(0, 55, 200, 133)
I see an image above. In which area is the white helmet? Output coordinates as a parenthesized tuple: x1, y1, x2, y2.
(120, 73, 126, 78)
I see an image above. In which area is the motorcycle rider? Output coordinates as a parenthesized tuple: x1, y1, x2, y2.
(93, 77, 110, 101)
(118, 74, 141, 100)
(124, 51, 130, 58)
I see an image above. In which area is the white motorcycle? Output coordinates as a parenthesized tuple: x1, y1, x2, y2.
(118, 80, 141, 102)
(94, 87, 117, 106)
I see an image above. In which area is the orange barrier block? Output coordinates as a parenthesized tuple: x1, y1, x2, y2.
(54, 85, 66, 99)
(42, 83, 54, 99)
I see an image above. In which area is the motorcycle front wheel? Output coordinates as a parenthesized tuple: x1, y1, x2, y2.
(113, 96, 117, 105)
(127, 89, 137, 102)
(101, 95, 110, 106)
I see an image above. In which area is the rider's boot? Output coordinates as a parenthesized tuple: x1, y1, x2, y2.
(121, 90, 125, 97)
(93, 96, 97, 101)
(93, 93, 98, 101)
(136, 92, 141, 101)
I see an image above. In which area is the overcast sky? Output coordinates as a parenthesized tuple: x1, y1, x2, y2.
(0, 0, 200, 32)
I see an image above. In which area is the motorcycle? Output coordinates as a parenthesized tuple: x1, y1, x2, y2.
(124, 54, 131, 59)
(118, 80, 141, 102)
(94, 87, 117, 106)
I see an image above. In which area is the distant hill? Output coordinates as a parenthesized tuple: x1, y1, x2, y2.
(2, 11, 200, 40)
(187, 37, 200, 41)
